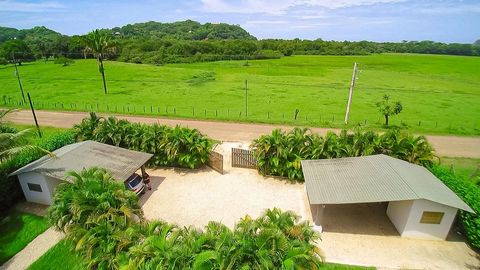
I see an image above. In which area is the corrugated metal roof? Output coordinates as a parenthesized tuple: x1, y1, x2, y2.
(10, 141, 153, 182)
(301, 155, 474, 213)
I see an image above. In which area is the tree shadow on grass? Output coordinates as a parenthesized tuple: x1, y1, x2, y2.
(0, 210, 26, 264)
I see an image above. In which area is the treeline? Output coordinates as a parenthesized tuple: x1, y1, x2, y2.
(1, 21, 479, 65)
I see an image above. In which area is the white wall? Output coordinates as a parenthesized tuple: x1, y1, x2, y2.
(18, 172, 62, 205)
(387, 199, 457, 240)
(403, 199, 457, 240)
(387, 200, 414, 234)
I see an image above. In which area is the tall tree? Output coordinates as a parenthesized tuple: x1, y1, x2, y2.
(376, 95, 403, 126)
(83, 30, 116, 94)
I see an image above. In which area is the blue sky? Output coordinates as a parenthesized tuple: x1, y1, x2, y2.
(0, 0, 479, 43)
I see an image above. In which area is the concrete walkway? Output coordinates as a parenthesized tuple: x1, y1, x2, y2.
(5, 109, 480, 158)
(0, 228, 63, 270)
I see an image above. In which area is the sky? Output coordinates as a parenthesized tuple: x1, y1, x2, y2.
(0, 0, 479, 43)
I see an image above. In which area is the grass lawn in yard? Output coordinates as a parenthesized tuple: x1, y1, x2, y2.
(0, 209, 49, 265)
(1, 54, 479, 135)
(28, 239, 86, 270)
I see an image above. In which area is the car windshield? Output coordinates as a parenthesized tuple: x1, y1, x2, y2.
(128, 175, 142, 188)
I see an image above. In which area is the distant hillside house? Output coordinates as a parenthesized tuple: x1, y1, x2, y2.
(301, 155, 474, 240)
(10, 141, 152, 205)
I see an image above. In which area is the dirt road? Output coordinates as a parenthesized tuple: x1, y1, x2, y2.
(5, 109, 480, 158)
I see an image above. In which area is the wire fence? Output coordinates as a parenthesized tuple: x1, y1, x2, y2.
(3, 95, 479, 134)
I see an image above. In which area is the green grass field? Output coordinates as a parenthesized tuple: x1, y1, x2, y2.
(1, 54, 479, 135)
(0, 210, 49, 264)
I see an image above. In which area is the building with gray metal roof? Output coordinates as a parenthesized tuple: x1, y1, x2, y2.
(10, 141, 153, 205)
(301, 155, 474, 240)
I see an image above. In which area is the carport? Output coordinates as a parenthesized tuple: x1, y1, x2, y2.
(10, 140, 153, 205)
(301, 154, 474, 240)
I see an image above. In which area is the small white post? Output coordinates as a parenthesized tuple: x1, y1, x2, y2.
(344, 62, 358, 124)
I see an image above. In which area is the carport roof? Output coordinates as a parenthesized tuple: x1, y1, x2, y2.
(301, 155, 473, 213)
(10, 140, 153, 182)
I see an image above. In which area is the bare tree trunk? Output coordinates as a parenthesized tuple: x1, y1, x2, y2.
(384, 115, 389, 126)
(99, 58, 107, 95)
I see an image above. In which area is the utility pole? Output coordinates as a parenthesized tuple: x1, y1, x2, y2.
(245, 79, 248, 117)
(27, 92, 42, 138)
(344, 62, 358, 124)
(12, 54, 26, 103)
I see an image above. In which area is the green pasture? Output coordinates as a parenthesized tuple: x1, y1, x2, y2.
(1, 54, 479, 135)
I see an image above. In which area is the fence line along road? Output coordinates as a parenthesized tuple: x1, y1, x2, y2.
(4, 109, 480, 159)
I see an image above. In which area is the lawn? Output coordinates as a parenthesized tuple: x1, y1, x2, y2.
(0, 209, 49, 265)
(28, 240, 86, 270)
(1, 54, 479, 135)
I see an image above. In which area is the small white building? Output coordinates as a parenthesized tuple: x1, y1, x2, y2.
(302, 155, 474, 240)
(10, 141, 152, 205)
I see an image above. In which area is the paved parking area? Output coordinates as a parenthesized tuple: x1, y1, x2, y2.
(139, 142, 480, 269)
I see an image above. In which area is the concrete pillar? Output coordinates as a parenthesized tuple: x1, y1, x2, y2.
(312, 204, 325, 230)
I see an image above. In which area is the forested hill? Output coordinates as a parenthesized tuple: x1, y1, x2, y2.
(110, 20, 255, 40)
(0, 21, 479, 65)
(0, 26, 63, 43)
(0, 20, 255, 42)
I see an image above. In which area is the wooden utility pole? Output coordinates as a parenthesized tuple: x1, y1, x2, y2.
(245, 80, 248, 117)
(12, 54, 26, 103)
(27, 93, 42, 138)
(344, 62, 358, 124)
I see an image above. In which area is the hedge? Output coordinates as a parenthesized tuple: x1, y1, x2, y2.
(430, 165, 480, 249)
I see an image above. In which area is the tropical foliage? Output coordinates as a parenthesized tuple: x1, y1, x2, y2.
(430, 165, 480, 249)
(48, 167, 324, 269)
(251, 128, 435, 181)
(74, 113, 217, 169)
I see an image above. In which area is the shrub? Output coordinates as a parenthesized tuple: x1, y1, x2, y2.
(251, 127, 435, 181)
(53, 56, 75, 66)
(48, 168, 324, 269)
(430, 165, 480, 249)
(73, 113, 216, 169)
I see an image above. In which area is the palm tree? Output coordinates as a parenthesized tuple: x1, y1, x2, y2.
(48, 167, 143, 232)
(73, 112, 103, 141)
(0, 109, 50, 163)
(83, 29, 116, 94)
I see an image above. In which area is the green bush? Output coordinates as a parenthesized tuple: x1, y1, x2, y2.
(0, 130, 75, 216)
(53, 56, 74, 66)
(74, 113, 216, 169)
(48, 167, 324, 269)
(430, 165, 480, 249)
(251, 128, 435, 181)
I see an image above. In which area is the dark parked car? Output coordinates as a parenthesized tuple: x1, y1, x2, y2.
(125, 173, 145, 195)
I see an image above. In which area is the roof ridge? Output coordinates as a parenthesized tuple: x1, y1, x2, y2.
(379, 155, 421, 200)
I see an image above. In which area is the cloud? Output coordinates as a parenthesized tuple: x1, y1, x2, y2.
(200, 0, 405, 14)
(0, 0, 64, 12)
(416, 3, 480, 14)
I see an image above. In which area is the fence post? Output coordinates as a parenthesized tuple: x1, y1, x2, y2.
(192, 107, 195, 117)
(204, 109, 207, 118)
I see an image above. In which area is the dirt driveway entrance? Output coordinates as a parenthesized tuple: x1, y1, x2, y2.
(140, 142, 309, 228)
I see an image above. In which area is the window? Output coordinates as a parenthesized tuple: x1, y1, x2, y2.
(420, 211, 444, 224)
(27, 183, 42, 192)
